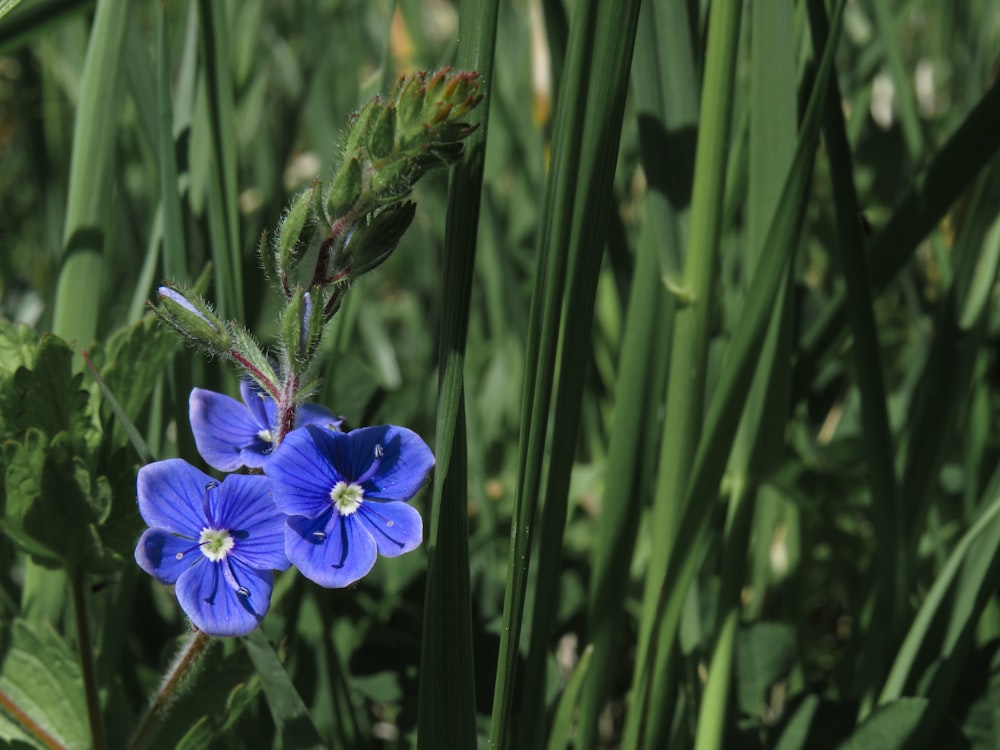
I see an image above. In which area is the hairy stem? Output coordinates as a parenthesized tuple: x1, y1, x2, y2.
(129, 630, 214, 750)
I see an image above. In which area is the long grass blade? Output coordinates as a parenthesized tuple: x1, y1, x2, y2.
(488, 0, 641, 746)
(625, 0, 746, 745)
(625, 3, 847, 746)
(416, 1, 500, 745)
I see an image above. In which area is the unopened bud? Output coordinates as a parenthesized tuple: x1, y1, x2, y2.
(279, 287, 321, 373)
(154, 286, 231, 353)
(326, 157, 363, 220)
(341, 202, 416, 280)
(276, 183, 318, 277)
(366, 104, 397, 160)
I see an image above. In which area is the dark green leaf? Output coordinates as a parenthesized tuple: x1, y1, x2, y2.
(737, 622, 797, 720)
(0, 619, 89, 749)
(244, 630, 324, 749)
(1, 430, 121, 574)
(836, 699, 927, 750)
(0, 329, 90, 446)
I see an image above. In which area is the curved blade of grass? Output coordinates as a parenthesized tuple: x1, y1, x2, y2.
(793, 77, 1000, 400)
(415, 0, 499, 747)
(545, 645, 592, 750)
(879, 472, 1000, 705)
(625, 3, 847, 746)
(243, 630, 324, 749)
(0, 0, 92, 55)
(805, 0, 904, 716)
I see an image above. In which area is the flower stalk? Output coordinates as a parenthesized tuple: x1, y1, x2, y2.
(129, 630, 214, 750)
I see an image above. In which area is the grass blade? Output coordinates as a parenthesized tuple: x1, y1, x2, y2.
(417, 3, 500, 746)
(625, 0, 746, 744)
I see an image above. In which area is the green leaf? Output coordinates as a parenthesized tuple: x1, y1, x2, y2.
(774, 695, 822, 750)
(736, 622, 797, 719)
(1, 430, 121, 574)
(835, 698, 927, 750)
(0, 329, 90, 446)
(0, 0, 26, 24)
(0, 619, 89, 750)
(244, 630, 324, 749)
(93, 315, 179, 448)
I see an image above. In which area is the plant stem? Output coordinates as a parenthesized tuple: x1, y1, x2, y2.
(275, 372, 300, 445)
(70, 571, 106, 750)
(0, 689, 66, 750)
(129, 630, 214, 750)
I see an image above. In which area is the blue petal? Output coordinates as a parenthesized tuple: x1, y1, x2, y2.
(190, 388, 271, 472)
(137, 459, 212, 538)
(134, 527, 201, 584)
(240, 379, 273, 433)
(356, 500, 423, 557)
(212, 475, 290, 571)
(176, 557, 273, 637)
(267, 428, 343, 518)
(297, 402, 342, 432)
(285, 510, 377, 588)
(351, 425, 435, 502)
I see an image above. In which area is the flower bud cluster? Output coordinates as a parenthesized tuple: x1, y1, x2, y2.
(151, 71, 481, 401)
(264, 68, 482, 326)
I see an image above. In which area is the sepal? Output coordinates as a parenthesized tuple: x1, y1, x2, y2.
(279, 288, 321, 375)
(275, 182, 319, 281)
(154, 285, 231, 355)
(228, 324, 279, 398)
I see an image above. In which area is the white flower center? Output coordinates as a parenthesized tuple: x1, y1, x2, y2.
(257, 428, 274, 444)
(330, 481, 364, 515)
(199, 527, 235, 562)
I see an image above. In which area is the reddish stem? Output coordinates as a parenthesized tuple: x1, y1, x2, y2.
(274, 371, 300, 446)
(228, 349, 280, 400)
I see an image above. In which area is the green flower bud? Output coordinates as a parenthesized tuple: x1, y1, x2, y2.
(154, 286, 231, 354)
(339, 98, 380, 161)
(278, 287, 320, 374)
(367, 103, 396, 161)
(341, 202, 416, 280)
(258, 228, 278, 283)
(276, 182, 319, 278)
(326, 157, 363, 220)
(368, 158, 415, 204)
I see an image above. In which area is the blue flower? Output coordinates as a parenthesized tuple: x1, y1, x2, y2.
(190, 380, 341, 472)
(266, 424, 433, 587)
(134, 459, 290, 637)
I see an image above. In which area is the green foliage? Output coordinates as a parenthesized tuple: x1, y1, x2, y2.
(2, 0, 1000, 748)
(0, 619, 89, 749)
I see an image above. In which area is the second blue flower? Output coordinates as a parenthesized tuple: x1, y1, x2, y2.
(266, 424, 434, 587)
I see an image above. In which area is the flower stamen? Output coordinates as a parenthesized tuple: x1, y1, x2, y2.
(330, 481, 364, 515)
(199, 527, 235, 562)
(354, 443, 384, 485)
